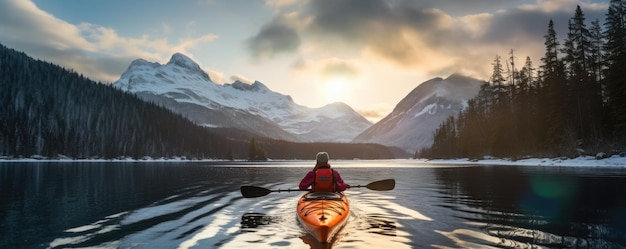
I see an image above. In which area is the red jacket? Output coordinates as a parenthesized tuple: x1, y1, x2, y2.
(299, 164, 348, 192)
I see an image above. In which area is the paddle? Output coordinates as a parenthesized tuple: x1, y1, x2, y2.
(351, 178, 396, 191)
(240, 186, 306, 198)
(240, 178, 395, 198)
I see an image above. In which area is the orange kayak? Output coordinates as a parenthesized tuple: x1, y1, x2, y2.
(296, 192, 350, 243)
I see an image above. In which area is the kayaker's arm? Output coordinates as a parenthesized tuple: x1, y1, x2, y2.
(333, 170, 349, 192)
(299, 171, 315, 190)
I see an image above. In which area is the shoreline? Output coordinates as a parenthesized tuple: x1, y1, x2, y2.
(418, 155, 626, 168)
(1, 155, 625, 168)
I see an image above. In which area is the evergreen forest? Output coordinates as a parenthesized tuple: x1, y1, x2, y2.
(423, 2, 626, 159)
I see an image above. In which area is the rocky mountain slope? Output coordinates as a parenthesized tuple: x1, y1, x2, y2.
(353, 74, 484, 154)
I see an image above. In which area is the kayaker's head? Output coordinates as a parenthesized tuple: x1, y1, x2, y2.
(314, 152, 330, 170)
(316, 152, 329, 164)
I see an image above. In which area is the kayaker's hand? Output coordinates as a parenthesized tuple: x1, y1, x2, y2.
(346, 184, 351, 189)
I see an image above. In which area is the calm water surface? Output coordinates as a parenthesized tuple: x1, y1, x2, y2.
(1, 160, 626, 248)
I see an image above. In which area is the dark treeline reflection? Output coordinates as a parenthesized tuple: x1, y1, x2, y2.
(434, 166, 626, 248)
(0, 162, 254, 249)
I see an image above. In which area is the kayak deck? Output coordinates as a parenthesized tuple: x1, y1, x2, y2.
(296, 192, 350, 243)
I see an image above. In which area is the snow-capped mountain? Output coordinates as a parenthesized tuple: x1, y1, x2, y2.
(113, 53, 372, 142)
(352, 74, 484, 154)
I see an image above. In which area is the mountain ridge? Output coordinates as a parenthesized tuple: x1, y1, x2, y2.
(113, 53, 372, 143)
(353, 74, 484, 154)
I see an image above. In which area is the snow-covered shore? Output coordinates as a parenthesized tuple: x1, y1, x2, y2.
(1, 155, 625, 168)
(0, 156, 220, 163)
(419, 155, 626, 168)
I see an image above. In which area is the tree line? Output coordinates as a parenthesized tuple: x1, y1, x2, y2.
(422, 2, 626, 159)
(0, 43, 394, 160)
(0, 44, 238, 159)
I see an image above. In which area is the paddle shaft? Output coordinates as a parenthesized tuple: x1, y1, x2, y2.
(272, 188, 308, 193)
(240, 178, 395, 198)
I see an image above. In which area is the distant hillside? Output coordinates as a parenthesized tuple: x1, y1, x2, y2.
(0, 43, 394, 160)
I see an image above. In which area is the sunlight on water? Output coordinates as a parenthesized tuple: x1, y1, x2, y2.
(436, 228, 502, 248)
(48, 211, 126, 249)
(48, 185, 243, 248)
(178, 213, 235, 249)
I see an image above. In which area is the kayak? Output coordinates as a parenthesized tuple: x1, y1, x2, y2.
(241, 179, 395, 242)
(296, 192, 350, 243)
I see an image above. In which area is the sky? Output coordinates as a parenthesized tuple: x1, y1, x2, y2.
(0, 0, 610, 122)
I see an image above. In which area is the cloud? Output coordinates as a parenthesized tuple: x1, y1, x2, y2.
(320, 59, 359, 79)
(204, 68, 227, 84)
(357, 103, 394, 122)
(258, 0, 609, 80)
(0, 0, 94, 51)
(521, 0, 607, 13)
(264, 0, 298, 9)
(246, 17, 301, 60)
(0, 0, 218, 83)
(281, 0, 487, 77)
(291, 57, 361, 82)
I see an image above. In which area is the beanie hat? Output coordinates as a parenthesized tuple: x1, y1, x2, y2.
(316, 152, 329, 164)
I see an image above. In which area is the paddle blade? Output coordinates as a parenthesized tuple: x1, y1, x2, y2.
(365, 179, 395, 191)
(241, 186, 272, 198)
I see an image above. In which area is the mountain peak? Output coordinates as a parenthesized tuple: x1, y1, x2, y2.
(444, 73, 478, 83)
(168, 53, 196, 67)
(166, 53, 211, 82)
(323, 101, 352, 111)
(228, 80, 271, 92)
(353, 74, 483, 153)
(128, 58, 159, 69)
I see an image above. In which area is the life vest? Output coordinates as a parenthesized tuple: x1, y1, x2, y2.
(313, 166, 335, 192)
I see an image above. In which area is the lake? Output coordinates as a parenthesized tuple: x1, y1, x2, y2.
(1, 160, 626, 248)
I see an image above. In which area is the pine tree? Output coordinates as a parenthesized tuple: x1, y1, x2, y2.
(540, 19, 572, 154)
(563, 5, 600, 144)
(490, 55, 506, 86)
(604, 0, 626, 139)
(542, 20, 562, 76)
(562, 6, 593, 76)
(509, 49, 517, 87)
(589, 19, 605, 83)
(513, 56, 537, 156)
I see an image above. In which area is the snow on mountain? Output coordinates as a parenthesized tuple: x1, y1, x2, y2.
(113, 53, 371, 142)
(352, 74, 484, 154)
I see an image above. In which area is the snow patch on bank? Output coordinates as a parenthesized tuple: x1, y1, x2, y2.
(418, 155, 626, 168)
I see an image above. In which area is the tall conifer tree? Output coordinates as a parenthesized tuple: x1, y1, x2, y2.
(604, 0, 626, 138)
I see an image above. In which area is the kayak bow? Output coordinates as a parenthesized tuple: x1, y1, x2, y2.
(296, 192, 350, 243)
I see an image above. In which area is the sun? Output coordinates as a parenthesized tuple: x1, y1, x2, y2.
(324, 77, 350, 103)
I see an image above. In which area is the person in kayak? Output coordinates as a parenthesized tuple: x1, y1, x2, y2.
(299, 152, 349, 192)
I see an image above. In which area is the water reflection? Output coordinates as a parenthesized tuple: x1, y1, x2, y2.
(434, 166, 626, 248)
(240, 212, 277, 229)
(363, 214, 397, 236)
